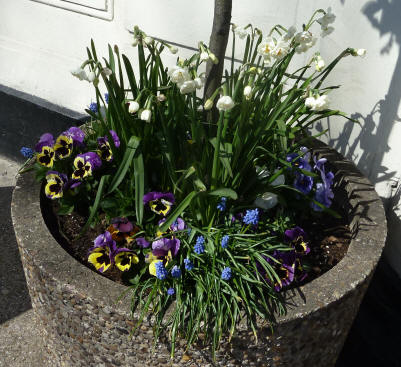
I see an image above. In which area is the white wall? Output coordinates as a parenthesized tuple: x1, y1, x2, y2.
(1, 0, 401, 275)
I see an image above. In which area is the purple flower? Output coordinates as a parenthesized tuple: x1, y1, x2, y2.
(152, 237, 180, 257)
(20, 147, 34, 158)
(89, 102, 98, 113)
(194, 236, 205, 254)
(113, 248, 139, 271)
(64, 179, 82, 190)
(44, 171, 68, 199)
(109, 130, 120, 148)
(72, 152, 102, 179)
(88, 231, 117, 273)
(143, 192, 175, 216)
(284, 226, 310, 255)
(221, 267, 232, 280)
(158, 217, 186, 233)
(167, 287, 175, 296)
(312, 156, 334, 211)
(171, 265, 182, 278)
(184, 258, 194, 271)
(111, 217, 134, 233)
(293, 173, 313, 194)
(243, 209, 259, 226)
(35, 133, 54, 153)
(286, 148, 311, 171)
(105, 93, 109, 104)
(269, 251, 296, 291)
(136, 237, 150, 248)
(63, 127, 85, 146)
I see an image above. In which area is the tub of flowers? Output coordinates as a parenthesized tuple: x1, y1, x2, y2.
(12, 8, 385, 367)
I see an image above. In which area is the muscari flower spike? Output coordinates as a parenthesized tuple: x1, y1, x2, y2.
(72, 152, 102, 180)
(171, 265, 182, 278)
(35, 133, 55, 168)
(194, 235, 205, 254)
(221, 267, 232, 281)
(143, 192, 175, 216)
(167, 287, 175, 296)
(88, 231, 117, 273)
(217, 197, 227, 211)
(20, 147, 34, 159)
(184, 258, 194, 271)
(221, 235, 229, 249)
(154, 261, 168, 280)
(284, 226, 310, 255)
(243, 208, 259, 226)
(89, 102, 98, 113)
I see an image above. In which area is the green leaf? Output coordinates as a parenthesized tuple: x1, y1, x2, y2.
(80, 175, 108, 235)
(108, 44, 115, 73)
(208, 188, 238, 200)
(133, 149, 145, 225)
(107, 136, 141, 194)
(158, 191, 198, 233)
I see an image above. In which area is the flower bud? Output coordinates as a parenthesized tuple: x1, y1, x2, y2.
(200, 51, 209, 61)
(204, 99, 214, 110)
(350, 48, 367, 57)
(128, 101, 140, 114)
(169, 46, 178, 54)
(209, 53, 219, 64)
(101, 68, 112, 77)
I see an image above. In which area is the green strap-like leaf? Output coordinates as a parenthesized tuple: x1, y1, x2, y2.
(133, 149, 145, 225)
(208, 188, 238, 200)
(107, 136, 141, 194)
(80, 175, 108, 235)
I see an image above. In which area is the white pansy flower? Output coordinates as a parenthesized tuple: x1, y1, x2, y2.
(243, 85, 252, 100)
(128, 101, 140, 114)
(179, 80, 197, 94)
(254, 192, 279, 210)
(200, 51, 210, 61)
(216, 96, 235, 111)
(168, 66, 191, 85)
(305, 94, 329, 111)
(71, 67, 88, 81)
(294, 31, 317, 53)
(140, 109, 152, 122)
(233, 26, 248, 40)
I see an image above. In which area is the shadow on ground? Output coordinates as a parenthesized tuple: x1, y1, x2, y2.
(0, 186, 32, 324)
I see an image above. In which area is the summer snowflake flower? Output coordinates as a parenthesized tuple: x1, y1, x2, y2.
(200, 51, 210, 61)
(317, 7, 336, 37)
(128, 101, 140, 114)
(155, 261, 168, 280)
(305, 94, 329, 111)
(243, 85, 252, 100)
(314, 54, 325, 72)
(20, 147, 34, 158)
(216, 96, 235, 111)
(233, 25, 248, 39)
(221, 235, 229, 249)
(184, 258, 194, 271)
(294, 31, 317, 53)
(243, 208, 259, 225)
(171, 265, 182, 278)
(179, 80, 197, 94)
(194, 236, 205, 254)
(257, 37, 290, 63)
(71, 67, 88, 81)
(221, 267, 232, 281)
(167, 288, 175, 296)
(140, 109, 151, 122)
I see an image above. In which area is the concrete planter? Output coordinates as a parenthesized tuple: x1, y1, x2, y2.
(11, 141, 387, 367)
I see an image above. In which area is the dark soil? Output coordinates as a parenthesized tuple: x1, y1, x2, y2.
(42, 195, 351, 288)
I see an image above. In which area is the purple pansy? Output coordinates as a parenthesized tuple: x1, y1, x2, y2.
(88, 231, 117, 273)
(136, 237, 150, 248)
(35, 133, 54, 152)
(286, 147, 312, 171)
(143, 192, 175, 216)
(109, 130, 120, 148)
(284, 226, 310, 255)
(64, 127, 85, 146)
(152, 237, 180, 257)
(44, 171, 68, 199)
(158, 217, 186, 233)
(111, 217, 134, 233)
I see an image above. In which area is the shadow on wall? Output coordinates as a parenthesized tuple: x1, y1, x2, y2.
(318, 0, 401, 210)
